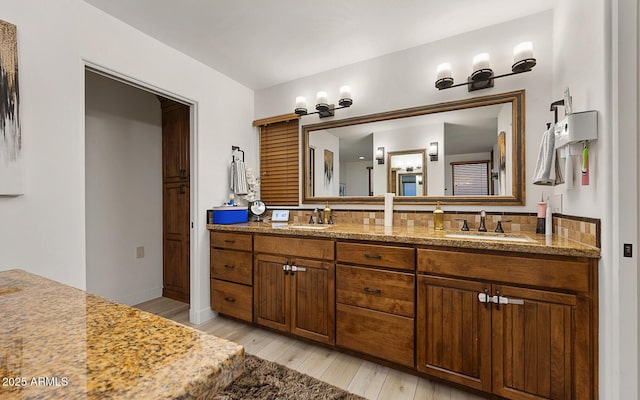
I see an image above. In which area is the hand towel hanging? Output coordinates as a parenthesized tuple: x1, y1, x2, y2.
(532, 125, 557, 186)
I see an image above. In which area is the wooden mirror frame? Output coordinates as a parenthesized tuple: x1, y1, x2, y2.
(302, 89, 525, 205)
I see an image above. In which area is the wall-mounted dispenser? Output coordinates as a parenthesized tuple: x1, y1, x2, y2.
(553, 110, 598, 188)
(554, 110, 598, 149)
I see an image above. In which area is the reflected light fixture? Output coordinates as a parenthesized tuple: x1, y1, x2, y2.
(428, 142, 439, 161)
(375, 147, 385, 164)
(435, 41, 536, 92)
(295, 86, 353, 118)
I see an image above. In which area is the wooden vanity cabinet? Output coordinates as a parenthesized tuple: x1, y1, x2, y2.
(335, 241, 416, 368)
(209, 232, 253, 322)
(253, 235, 335, 345)
(417, 248, 598, 400)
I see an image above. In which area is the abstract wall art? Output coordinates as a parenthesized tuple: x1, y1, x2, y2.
(324, 149, 333, 188)
(0, 19, 22, 195)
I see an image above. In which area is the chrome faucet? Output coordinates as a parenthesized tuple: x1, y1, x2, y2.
(478, 210, 487, 232)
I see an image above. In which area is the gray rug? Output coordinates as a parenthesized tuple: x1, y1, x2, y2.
(213, 354, 366, 400)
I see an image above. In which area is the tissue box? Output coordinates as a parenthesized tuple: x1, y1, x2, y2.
(208, 206, 248, 224)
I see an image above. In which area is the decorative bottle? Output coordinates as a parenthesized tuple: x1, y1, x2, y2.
(433, 201, 444, 230)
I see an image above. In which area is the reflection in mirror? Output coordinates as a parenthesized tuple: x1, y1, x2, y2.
(387, 150, 426, 196)
(302, 90, 525, 205)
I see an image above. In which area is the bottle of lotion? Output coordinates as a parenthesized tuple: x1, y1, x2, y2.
(433, 201, 444, 231)
(545, 197, 552, 236)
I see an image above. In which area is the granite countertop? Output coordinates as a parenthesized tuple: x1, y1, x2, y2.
(207, 222, 601, 258)
(0, 269, 243, 400)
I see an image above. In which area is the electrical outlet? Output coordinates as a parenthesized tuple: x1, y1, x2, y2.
(136, 246, 144, 259)
(552, 194, 563, 214)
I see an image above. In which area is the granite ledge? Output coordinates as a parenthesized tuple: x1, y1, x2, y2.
(0, 269, 244, 400)
(207, 222, 601, 259)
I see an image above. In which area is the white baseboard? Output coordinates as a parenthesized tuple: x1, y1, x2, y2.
(190, 307, 217, 325)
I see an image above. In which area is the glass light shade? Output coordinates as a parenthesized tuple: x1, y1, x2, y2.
(513, 41, 534, 63)
(295, 96, 307, 109)
(294, 96, 307, 115)
(436, 63, 452, 80)
(472, 53, 491, 73)
(338, 85, 352, 107)
(316, 91, 328, 105)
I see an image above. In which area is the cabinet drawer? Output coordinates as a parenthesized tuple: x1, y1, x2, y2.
(417, 248, 590, 292)
(210, 249, 252, 285)
(210, 231, 252, 251)
(337, 242, 415, 271)
(337, 264, 414, 317)
(336, 303, 414, 368)
(254, 235, 334, 260)
(210, 279, 252, 322)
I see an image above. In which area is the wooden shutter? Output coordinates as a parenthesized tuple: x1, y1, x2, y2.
(258, 118, 300, 205)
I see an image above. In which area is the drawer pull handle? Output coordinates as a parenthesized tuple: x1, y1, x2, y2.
(224, 297, 235, 303)
(224, 264, 235, 269)
(364, 287, 382, 294)
(364, 253, 382, 259)
(224, 240, 236, 244)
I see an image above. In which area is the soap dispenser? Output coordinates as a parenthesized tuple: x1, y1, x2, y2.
(323, 202, 331, 225)
(433, 201, 444, 231)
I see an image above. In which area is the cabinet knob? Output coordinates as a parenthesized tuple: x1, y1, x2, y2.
(224, 264, 235, 269)
(364, 287, 382, 294)
(224, 297, 235, 303)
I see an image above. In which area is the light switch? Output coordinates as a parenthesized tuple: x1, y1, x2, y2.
(136, 246, 144, 259)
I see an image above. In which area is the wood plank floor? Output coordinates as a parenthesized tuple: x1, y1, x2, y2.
(134, 297, 486, 400)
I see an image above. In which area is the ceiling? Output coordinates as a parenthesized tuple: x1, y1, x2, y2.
(83, 0, 556, 90)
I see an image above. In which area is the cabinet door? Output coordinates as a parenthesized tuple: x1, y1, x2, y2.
(492, 285, 576, 400)
(161, 101, 189, 182)
(416, 275, 491, 392)
(162, 182, 190, 303)
(254, 254, 289, 332)
(290, 258, 335, 345)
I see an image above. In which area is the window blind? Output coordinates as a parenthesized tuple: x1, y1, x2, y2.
(258, 119, 300, 205)
(452, 161, 489, 196)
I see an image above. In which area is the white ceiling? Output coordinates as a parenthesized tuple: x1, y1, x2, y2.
(83, 0, 556, 90)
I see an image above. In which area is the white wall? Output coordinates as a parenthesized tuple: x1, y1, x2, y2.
(255, 11, 553, 212)
(553, 0, 636, 398)
(0, 0, 255, 324)
(343, 160, 371, 196)
(85, 71, 162, 305)
(497, 103, 512, 196)
(308, 130, 340, 196)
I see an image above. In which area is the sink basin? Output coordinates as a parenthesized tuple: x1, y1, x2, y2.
(278, 224, 331, 230)
(444, 233, 536, 243)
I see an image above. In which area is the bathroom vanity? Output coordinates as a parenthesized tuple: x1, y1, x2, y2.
(208, 222, 599, 400)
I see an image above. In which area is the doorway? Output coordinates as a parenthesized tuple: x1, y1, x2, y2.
(85, 68, 192, 306)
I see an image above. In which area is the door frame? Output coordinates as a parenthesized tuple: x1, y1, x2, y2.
(82, 61, 199, 317)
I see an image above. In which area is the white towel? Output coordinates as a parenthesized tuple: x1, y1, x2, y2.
(230, 159, 248, 195)
(532, 126, 557, 185)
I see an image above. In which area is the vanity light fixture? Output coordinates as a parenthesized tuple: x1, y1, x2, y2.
(428, 142, 439, 161)
(375, 147, 385, 164)
(435, 41, 536, 92)
(294, 86, 353, 118)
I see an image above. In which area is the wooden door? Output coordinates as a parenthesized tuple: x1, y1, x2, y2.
(492, 285, 576, 400)
(254, 254, 289, 333)
(161, 100, 189, 182)
(416, 275, 492, 392)
(162, 182, 190, 303)
(290, 258, 335, 345)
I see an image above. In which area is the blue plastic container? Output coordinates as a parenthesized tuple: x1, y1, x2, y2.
(208, 206, 248, 224)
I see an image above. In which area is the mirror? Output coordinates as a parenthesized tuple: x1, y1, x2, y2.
(387, 149, 426, 196)
(302, 90, 525, 205)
